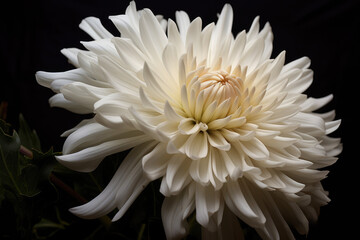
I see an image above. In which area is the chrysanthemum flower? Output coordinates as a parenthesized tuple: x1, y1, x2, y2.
(36, 1, 342, 239)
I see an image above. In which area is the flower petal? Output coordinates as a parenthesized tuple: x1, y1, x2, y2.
(207, 130, 231, 151)
(139, 9, 168, 60)
(175, 11, 190, 42)
(63, 121, 122, 154)
(184, 131, 209, 160)
(237, 137, 269, 160)
(201, 206, 244, 240)
(79, 17, 113, 40)
(161, 183, 195, 240)
(178, 118, 199, 135)
(223, 180, 266, 228)
(209, 4, 233, 65)
(56, 133, 150, 172)
(142, 142, 170, 180)
(164, 155, 191, 195)
(69, 141, 155, 219)
(61, 82, 117, 110)
(196, 183, 224, 231)
(49, 93, 92, 114)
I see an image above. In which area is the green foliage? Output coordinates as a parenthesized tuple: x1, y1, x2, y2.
(0, 115, 170, 240)
(0, 119, 40, 199)
(0, 116, 58, 239)
(18, 114, 41, 151)
(0, 114, 204, 240)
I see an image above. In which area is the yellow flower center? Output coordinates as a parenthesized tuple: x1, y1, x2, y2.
(198, 70, 243, 109)
(182, 65, 248, 126)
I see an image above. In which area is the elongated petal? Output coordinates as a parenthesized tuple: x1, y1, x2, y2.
(142, 142, 170, 180)
(49, 93, 92, 114)
(69, 141, 155, 219)
(185, 131, 209, 160)
(139, 9, 168, 60)
(63, 121, 122, 154)
(56, 133, 150, 172)
(79, 17, 113, 40)
(175, 11, 190, 42)
(201, 206, 244, 240)
(196, 184, 224, 231)
(162, 184, 195, 240)
(223, 180, 265, 228)
(164, 155, 191, 195)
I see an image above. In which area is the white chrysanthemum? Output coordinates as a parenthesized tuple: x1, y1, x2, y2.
(36, 2, 342, 239)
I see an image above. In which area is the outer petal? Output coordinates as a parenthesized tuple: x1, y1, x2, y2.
(139, 9, 168, 60)
(69, 141, 156, 219)
(208, 4, 233, 66)
(223, 180, 266, 228)
(56, 132, 151, 172)
(79, 17, 114, 40)
(196, 184, 224, 231)
(142, 142, 171, 180)
(201, 206, 244, 240)
(62, 121, 137, 154)
(162, 183, 195, 240)
(49, 93, 92, 114)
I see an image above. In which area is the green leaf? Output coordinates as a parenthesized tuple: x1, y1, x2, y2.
(33, 218, 66, 230)
(0, 118, 11, 135)
(0, 126, 40, 198)
(32, 148, 60, 183)
(18, 114, 41, 151)
(33, 217, 68, 239)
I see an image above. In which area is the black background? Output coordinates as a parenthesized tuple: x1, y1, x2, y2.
(1, 0, 359, 239)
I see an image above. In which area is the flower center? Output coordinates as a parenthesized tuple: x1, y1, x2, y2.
(185, 69, 244, 124)
(198, 70, 242, 107)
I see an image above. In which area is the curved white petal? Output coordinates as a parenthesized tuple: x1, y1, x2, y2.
(208, 4, 233, 66)
(300, 94, 333, 112)
(61, 82, 117, 110)
(195, 183, 224, 231)
(163, 155, 191, 195)
(56, 133, 151, 172)
(62, 121, 135, 154)
(139, 9, 168, 60)
(223, 180, 265, 228)
(142, 142, 170, 180)
(184, 131, 209, 160)
(161, 183, 195, 240)
(69, 141, 155, 219)
(79, 17, 113, 40)
(49, 93, 92, 114)
(175, 11, 190, 42)
(201, 206, 244, 240)
(60, 118, 94, 137)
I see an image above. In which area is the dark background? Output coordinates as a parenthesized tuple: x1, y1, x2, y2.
(1, 0, 359, 239)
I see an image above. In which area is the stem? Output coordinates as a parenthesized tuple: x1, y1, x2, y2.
(49, 173, 88, 204)
(49, 173, 111, 229)
(137, 223, 146, 240)
(20, 145, 33, 159)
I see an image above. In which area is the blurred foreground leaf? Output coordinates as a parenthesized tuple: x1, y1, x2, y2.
(0, 116, 59, 239)
(0, 120, 40, 198)
(18, 114, 41, 151)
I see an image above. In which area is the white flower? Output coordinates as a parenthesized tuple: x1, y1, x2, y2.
(36, 2, 342, 239)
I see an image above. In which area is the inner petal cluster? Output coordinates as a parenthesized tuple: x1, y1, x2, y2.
(198, 70, 243, 112)
(180, 64, 249, 127)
